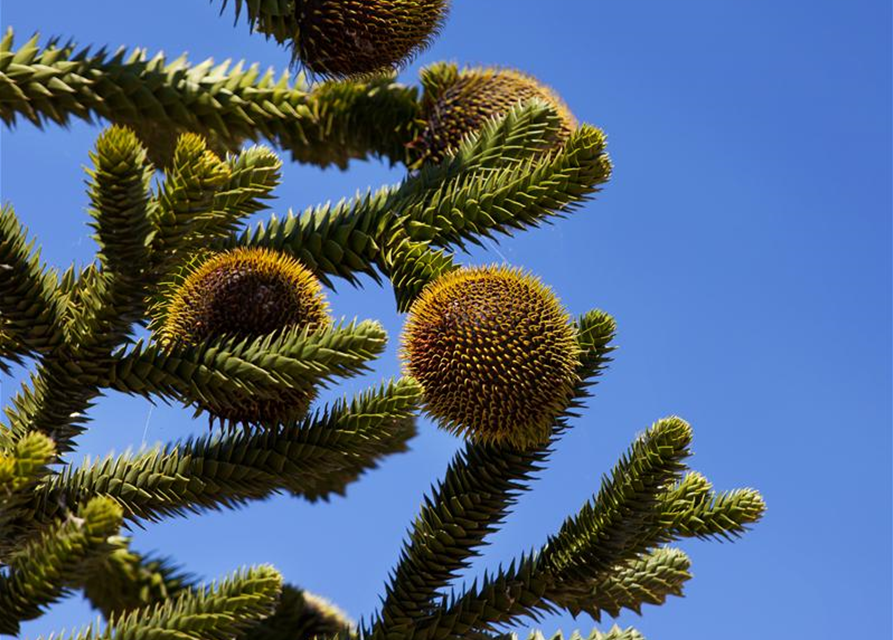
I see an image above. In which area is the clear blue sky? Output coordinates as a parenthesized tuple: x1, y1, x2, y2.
(2, 1, 890, 638)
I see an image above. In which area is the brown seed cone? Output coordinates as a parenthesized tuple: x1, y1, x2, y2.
(401, 265, 580, 449)
(412, 66, 578, 164)
(294, 0, 449, 78)
(157, 247, 331, 426)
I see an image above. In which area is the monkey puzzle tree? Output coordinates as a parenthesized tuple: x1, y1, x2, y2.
(0, 2, 765, 638)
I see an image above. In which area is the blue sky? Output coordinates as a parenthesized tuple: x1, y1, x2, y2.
(1, 1, 890, 638)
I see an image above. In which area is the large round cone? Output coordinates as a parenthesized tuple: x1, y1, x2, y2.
(158, 247, 331, 426)
(294, 0, 449, 77)
(413, 66, 578, 163)
(402, 265, 580, 449)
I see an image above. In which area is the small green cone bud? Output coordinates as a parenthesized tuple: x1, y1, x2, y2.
(412, 65, 578, 163)
(401, 265, 580, 449)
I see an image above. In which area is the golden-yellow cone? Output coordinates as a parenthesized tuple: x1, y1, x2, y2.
(158, 247, 331, 426)
(402, 265, 580, 449)
(413, 66, 578, 163)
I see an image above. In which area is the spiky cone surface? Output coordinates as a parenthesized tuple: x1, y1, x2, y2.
(412, 65, 578, 164)
(157, 247, 331, 425)
(401, 265, 580, 449)
(282, 0, 449, 78)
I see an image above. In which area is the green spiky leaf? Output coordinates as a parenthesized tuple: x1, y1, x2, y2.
(0, 205, 64, 355)
(0, 496, 123, 635)
(0, 29, 420, 167)
(45, 566, 282, 640)
(28, 379, 420, 524)
(81, 539, 194, 619)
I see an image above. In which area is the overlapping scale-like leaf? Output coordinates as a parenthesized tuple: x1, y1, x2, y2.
(80, 539, 194, 619)
(0, 206, 64, 356)
(397, 124, 612, 249)
(0, 29, 420, 167)
(87, 126, 154, 279)
(0, 432, 56, 556)
(29, 379, 419, 524)
(233, 188, 393, 287)
(551, 547, 692, 621)
(45, 566, 282, 640)
(0, 497, 122, 636)
(107, 320, 387, 414)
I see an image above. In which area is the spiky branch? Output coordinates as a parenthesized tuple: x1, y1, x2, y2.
(0, 29, 420, 167)
(0, 497, 123, 635)
(375, 310, 617, 635)
(24, 379, 419, 526)
(46, 566, 283, 640)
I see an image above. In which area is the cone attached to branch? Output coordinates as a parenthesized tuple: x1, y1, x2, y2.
(412, 64, 578, 163)
(300, 0, 448, 77)
(155, 247, 331, 426)
(234, 0, 450, 78)
(401, 265, 580, 449)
